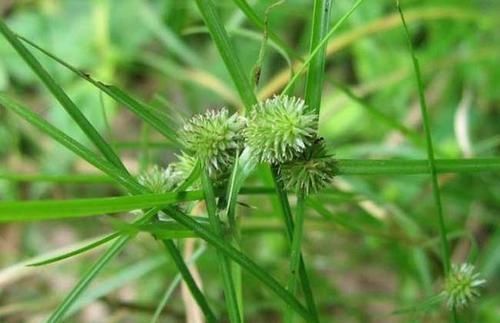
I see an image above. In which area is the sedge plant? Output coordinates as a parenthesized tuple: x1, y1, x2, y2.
(0, 1, 499, 322)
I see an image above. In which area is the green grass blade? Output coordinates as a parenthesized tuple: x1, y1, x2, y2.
(28, 233, 120, 267)
(0, 19, 128, 173)
(201, 170, 241, 323)
(282, 0, 364, 95)
(271, 168, 319, 322)
(161, 239, 218, 322)
(335, 158, 500, 175)
(194, 0, 258, 109)
(165, 206, 312, 321)
(397, 2, 452, 275)
(398, 3, 458, 320)
(0, 94, 142, 193)
(303, 0, 333, 114)
(0, 192, 203, 222)
(16, 35, 181, 147)
(47, 209, 157, 322)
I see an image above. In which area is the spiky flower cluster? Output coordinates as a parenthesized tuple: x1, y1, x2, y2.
(177, 96, 336, 194)
(442, 263, 486, 309)
(180, 108, 245, 175)
(138, 165, 180, 193)
(244, 96, 317, 164)
(278, 139, 336, 195)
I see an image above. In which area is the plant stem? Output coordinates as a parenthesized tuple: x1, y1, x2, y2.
(397, 0, 451, 275)
(304, 0, 332, 114)
(272, 168, 319, 322)
(201, 170, 242, 323)
(2, 158, 500, 184)
(285, 190, 308, 323)
(398, 2, 455, 322)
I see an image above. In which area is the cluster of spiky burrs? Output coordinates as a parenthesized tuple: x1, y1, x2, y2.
(138, 95, 336, 196)
(176, 95, 336, 195)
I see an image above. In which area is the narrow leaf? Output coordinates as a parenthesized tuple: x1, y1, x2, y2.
(28, 233, 120, 267)
(0, 192, 203, 222)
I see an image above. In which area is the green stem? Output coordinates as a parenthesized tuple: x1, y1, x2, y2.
(2, 158, 499, 184)
(398, 3, 456, 322)
(286, 190, 308, 323)
(201, 170, 242, 323)
(397, 1, 451, 275)
(272, 169, 319, 322)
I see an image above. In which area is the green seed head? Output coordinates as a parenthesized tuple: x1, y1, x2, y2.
(278, 139, 336, 195)
(180, 108, 245, 175)
(442, 263, 486, 309)
(244, 95, 318, 164)
(138, 165, 180, 193)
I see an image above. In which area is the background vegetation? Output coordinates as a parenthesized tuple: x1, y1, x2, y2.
(0, 0, 499, 322)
